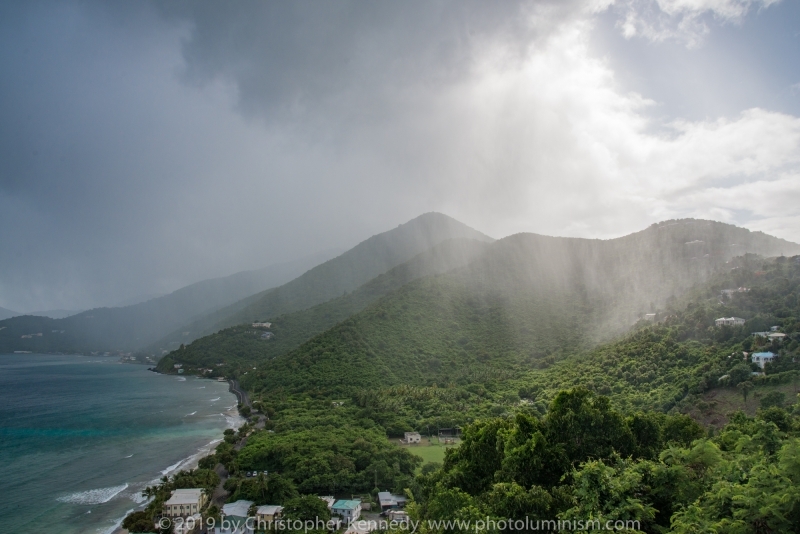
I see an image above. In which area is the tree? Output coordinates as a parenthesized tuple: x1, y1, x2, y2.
(760, 391, 786, 409)
(737, 381, 754, 405)
(729, 364, 753, 386)
(282, 494, 331, 532)
(122, 511, 156, 533)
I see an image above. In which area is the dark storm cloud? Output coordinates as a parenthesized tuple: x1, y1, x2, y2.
(155, 0, 543, 120)
(1, 0, 798, 312)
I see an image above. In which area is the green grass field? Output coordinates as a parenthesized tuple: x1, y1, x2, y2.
(399, 437, 459, 466)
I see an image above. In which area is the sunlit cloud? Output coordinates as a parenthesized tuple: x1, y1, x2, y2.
(615, 0, 781, 47)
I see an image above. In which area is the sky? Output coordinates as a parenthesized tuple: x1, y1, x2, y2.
(1, 0, 799, 312)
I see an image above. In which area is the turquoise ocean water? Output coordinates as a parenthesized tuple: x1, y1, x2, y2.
(0, 353, 239, 534)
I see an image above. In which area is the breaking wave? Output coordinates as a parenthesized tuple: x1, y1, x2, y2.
(57, 484, 128, 505)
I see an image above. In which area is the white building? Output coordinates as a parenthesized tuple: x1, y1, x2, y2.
(378, 492, 408, 511)
(402, 432, 421, 444)
(252, 322, 272, 328)
(163, 488, 206, 518)
(331, 500, 362, 524)
(715, 317, 745, 327)
(752, 352, 776, 369)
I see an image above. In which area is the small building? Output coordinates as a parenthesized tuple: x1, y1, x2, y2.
(319, 496, 336, 509)
(216, 500, 254, 534)
(643, 313, 656, 321)
(752, 352, 776, 369)
(163, 488, 207, 518)
(401, 432, 421, 444)
(770, 326, 780, 332)
(331, 500, 361, 524)
(378, 492, 407, 511)
(715, 317, 745, 327)
(256, 504, 283, 524)
(260, 332, 274, 339)
(252, 322, 272, 328)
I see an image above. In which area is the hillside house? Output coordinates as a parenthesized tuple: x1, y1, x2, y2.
(216, 500, 254, 534)
(401, 432, 421, 444)
(769, 333, 786, 341)
(331, 500, 361, 524)
(378, 492, 408, 511)
(163, 488, 206, 518)
(256, 505, 283, 523)
(644, 313, 656, 321)
(252, 322, 272, 328)
(715, 317, 745, 327)
(771, 326, 780, 332)
(752, 352, 776, 369)
(261, 332, 274, 339)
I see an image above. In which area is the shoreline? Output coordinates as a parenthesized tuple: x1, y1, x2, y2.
(110, 379, 244, 534)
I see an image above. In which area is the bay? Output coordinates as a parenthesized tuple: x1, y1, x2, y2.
(0, 353, 239, 534)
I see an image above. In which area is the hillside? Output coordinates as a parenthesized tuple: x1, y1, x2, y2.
(145, 213, 494, 354)
(157, 238, 492, 367)
(165, 219, 799, 394)
(0, 249, 339, 354)
(167, 254, 800, 534)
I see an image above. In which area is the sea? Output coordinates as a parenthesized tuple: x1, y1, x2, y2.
(0, 353, 241, 534)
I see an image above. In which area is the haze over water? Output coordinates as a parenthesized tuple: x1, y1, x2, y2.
(0, 354, 238, 534)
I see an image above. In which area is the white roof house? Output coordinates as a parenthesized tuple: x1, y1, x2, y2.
(163, 488, 206, 518)
(222, 500, 253, 518)
(752, 352, 776, 369)
(715, 317, 745, 327)
(378, 492, 408, 510)
(256, 504, 283, 525)
(401, 432, 421, 444)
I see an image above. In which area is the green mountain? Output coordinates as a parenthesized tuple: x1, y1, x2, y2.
(158, 237, 492, 367)
(140, 226, 800, 534)
(178, 251, 800, 534)
(164, 219, 799, 394)
(145, 213, 494, 354)
(0, 249, 339, 354)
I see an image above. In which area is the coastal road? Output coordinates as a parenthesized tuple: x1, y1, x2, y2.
(228, 379, 251, 409)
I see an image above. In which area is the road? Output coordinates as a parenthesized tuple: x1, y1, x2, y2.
(228, 379, 251, 409)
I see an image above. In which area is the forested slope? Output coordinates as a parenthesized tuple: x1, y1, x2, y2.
(158, 238, 491, 368)
(163, 220, 799, 396)
(145, 213, 493, 355)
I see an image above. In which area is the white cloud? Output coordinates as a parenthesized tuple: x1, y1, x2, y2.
(615, 0, 781, 47)
(408, 11, 800, 243)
